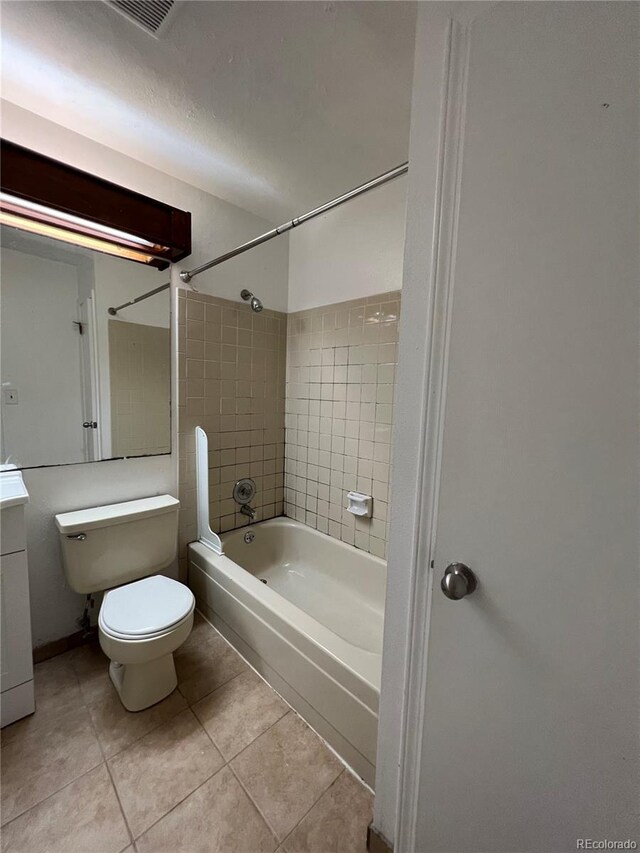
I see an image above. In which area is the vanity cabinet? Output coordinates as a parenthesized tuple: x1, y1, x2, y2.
(1, 468, 35, 727)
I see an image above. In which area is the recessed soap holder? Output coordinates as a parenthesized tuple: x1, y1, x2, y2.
(347, 492, 372, 518)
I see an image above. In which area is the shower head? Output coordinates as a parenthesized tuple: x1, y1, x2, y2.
(240, 289, 263, 313)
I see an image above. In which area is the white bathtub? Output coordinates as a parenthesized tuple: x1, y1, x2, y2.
(188, 517, 386, 786)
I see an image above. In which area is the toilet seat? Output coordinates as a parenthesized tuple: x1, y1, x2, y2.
(99, 575, 195, 640)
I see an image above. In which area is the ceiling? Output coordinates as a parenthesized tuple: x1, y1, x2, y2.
(1, 1, 416, 222)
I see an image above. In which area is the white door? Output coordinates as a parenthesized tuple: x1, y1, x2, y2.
(388, 4, 639, 851)
(78, 294, 100, 461)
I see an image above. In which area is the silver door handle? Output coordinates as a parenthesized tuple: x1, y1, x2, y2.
(82, 422, 98, 429)
(441, 563, 477, 600)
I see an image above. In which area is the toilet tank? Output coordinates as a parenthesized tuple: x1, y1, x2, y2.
(55, 495, 180, 594)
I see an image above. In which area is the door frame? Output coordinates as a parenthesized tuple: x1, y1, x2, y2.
(77, 292, 102, 461)
(373, 7, 476, 850)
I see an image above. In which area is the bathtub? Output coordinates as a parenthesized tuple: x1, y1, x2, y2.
(188, 517, 386, 786)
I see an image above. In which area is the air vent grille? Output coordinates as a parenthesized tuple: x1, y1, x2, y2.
(107, 1, 176, 37)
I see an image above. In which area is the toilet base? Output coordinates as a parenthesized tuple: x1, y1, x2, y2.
(109, 654, 178, 712)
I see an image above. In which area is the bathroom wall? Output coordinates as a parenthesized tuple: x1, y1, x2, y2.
(176, 290, 286, 575)
(1, 102, 290, 312)
(2, 102, 289, 648)
(284, 291, 400, 558)
(287, 176, 407, 312)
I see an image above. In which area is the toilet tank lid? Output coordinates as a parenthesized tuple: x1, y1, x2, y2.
(55, 495, 180, 535)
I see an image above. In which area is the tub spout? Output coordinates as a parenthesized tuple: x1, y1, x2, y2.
(240, 504, 256, 520)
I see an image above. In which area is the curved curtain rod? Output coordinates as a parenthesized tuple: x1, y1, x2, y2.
(179, 161, 409, 284)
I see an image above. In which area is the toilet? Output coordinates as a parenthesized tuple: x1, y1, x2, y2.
(55, 495, 194, 712)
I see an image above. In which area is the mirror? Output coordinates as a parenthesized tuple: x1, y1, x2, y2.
(0, 225, 171, 468)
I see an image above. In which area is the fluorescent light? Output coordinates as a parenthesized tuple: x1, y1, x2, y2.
(0, 192, 169, 255)
(0, 211, 157, 263)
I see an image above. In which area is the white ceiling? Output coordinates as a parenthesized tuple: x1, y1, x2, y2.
(1, 1, 416, 222)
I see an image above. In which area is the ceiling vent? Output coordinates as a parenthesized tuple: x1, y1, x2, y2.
(106, 1, 178, 38)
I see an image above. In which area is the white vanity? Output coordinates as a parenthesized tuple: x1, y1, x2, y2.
(0, 465, 34, 726)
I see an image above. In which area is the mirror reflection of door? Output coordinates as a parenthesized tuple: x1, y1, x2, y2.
(0, 225, 171, 468)
(77, 294, 100, 462)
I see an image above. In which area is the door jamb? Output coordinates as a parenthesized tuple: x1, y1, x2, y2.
(373, 13, 472, 852)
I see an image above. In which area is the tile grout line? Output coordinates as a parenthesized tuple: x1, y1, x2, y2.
(68, 649, 199, 848)
(176, 662, 247, 708)
(82, 680, 137, 849)
(0, 761, 106, 832)
(128, 732, 228, 845)
(123, 705, 234, 843)
(184, 665, 294, 844)
(278, 768, 348, 850)
(226, 762, 283, 846)
(224, 708, 344, 847)
(1, 656, 104, 830)
(70, 647, 185, 764)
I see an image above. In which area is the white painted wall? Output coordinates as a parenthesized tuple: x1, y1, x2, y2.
(1, 101, 289, 647)
(1, 101, 290, 313)
(94, 255, 170, 330)
(1, 248, 85, 467)
(287, 175, 407, 312)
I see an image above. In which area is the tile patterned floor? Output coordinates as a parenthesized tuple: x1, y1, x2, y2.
(0, 614, 373, 853)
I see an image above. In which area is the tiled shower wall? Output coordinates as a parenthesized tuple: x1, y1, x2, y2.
(177, 290, 286, 571)
(108, 320, 171, 457)
(284, 291, 400, 558)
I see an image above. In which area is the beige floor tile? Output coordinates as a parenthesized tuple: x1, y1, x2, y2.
(175, 621, 248, 705)
(0, 704, 103, 825)
(88, 687, 188, 759)
(108, 708, 224, 838)
(2, 655, 81, 747)
(136, 766, 278, 853)
(68, 641, 116, 706)
(231, 711, 342, 841)
(282, 771, 373, 853)
(193, 669, 289, 760)
(0, 765, 130, 853)
(32, 653, 82, 716)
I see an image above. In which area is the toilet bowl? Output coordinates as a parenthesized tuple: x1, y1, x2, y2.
(55, 494, 193, 712)
(98, 575, 195, 711)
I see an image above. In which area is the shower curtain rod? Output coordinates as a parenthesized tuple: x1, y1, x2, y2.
(108, 161, 408, 314)
(107, 280, 170, 316)
(179, 161, 409, 284)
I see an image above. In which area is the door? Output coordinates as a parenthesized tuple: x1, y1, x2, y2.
(78, 294, 100, 461)
(394, 4, 639, 851)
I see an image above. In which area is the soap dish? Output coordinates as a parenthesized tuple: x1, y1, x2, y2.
(347, 492, 372, 518)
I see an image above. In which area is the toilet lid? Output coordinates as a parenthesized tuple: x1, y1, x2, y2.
(101, 576, 194, 637)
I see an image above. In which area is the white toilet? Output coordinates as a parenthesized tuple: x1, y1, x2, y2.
(55, 495, 194, 712)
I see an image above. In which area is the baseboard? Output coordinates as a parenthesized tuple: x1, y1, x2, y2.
(367, 823, 393, 853)
(32, 628, 97, 664)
